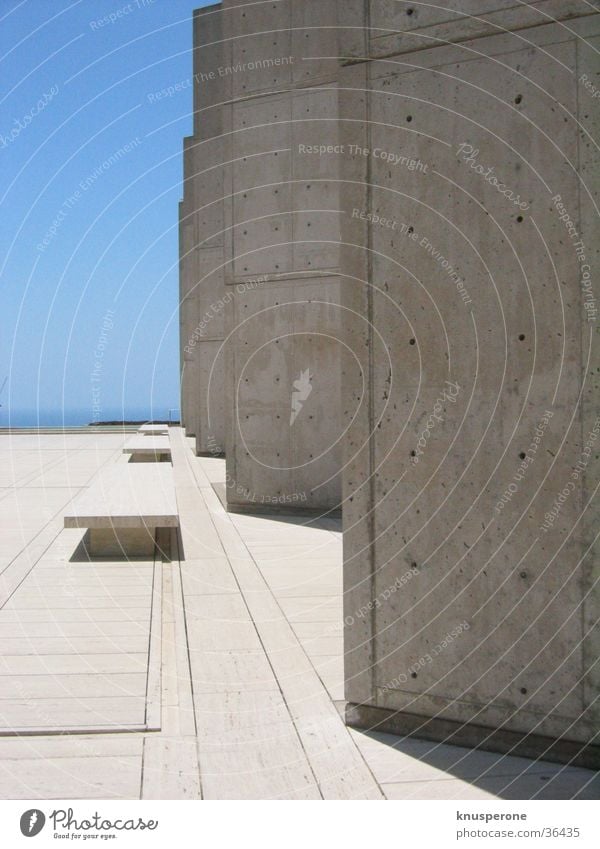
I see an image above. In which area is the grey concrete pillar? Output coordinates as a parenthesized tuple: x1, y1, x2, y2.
(220, 0, 344, 513)
(339, 1, 600, 768)
(180, 4, 229, 453)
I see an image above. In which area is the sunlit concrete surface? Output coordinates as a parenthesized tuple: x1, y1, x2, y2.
(336, 2, 600, 766)
(0, 430, 598, 798)
(179, 2, 344, 511)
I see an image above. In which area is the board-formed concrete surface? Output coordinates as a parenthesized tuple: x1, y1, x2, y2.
(179, 5, 228, 455)
(0, 430, 598, 798)
(179, 0, 344, 511)
(337, 2, 600, 766)
(177, 0, 600, 769)
(220, 0, 344, 513)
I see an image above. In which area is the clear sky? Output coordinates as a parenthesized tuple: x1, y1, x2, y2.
(0, 0, 210, 425)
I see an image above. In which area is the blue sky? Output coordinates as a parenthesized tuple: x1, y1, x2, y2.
(0, 0, 209, 424)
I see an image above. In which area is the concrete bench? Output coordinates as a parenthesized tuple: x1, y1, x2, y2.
(64, 463, 179, 556)
(139, 424, 169, 435)
(123, 435, 171, 462)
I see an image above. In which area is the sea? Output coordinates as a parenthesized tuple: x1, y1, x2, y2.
(1, 408, 179, 428)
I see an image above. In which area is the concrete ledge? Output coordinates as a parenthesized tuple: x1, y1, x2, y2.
(65, 464, 179, 530)
(64, 464, 179, 556)
(139, 424, 169, 435)
(123, 435, 171, 461)
(340, 2, 598, 63)
(345, 703, 600, 771)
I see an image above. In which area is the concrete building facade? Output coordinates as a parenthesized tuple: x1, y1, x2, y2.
(338, 1, 600, 767)
(219, 0, 344, 513)
(180, 1, 345, 513)
(180, 0, 600, 767)
(180, 5, 228, 455)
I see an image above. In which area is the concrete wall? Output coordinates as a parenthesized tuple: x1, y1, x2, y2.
(180, 4, 228, 453)
(181, 0, 347, 507)
(221, 0, 344, 512)
(338, 1, 600, 767)
(180, 0, 600, 765)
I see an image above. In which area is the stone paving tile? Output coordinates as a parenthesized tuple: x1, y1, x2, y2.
(0, 434, 154, 737)
(1, 431, 598, 801)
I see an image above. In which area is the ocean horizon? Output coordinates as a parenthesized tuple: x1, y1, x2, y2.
(0, 408, 179, 428)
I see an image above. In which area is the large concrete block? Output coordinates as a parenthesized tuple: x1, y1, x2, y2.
(192, 4, 228, 118)
(180, 3, 230, 453)
(342, 0, 596, 61)
(219, 0, 344, 512)
(224, 276, 344, 512)
(339, 6, 600, 767)
(178, 0, 600, 769)
(291, 0, 339, 84)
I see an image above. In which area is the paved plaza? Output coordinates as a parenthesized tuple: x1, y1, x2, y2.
(0, 430, 597, 799)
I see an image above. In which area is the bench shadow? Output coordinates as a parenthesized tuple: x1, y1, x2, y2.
(126, 455, 172, 463)
(68, 535, 94, 562)
(68, 529, 181, 563)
